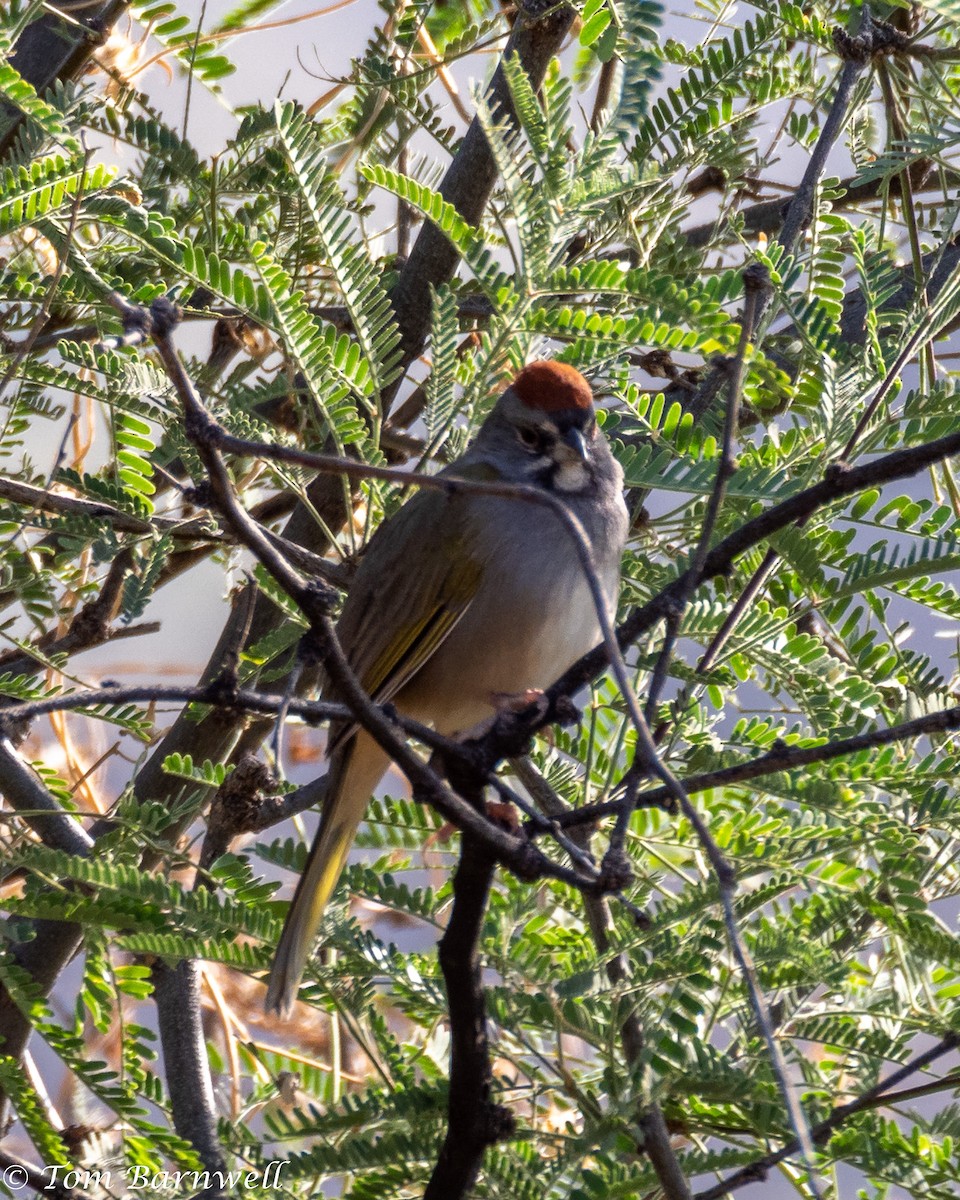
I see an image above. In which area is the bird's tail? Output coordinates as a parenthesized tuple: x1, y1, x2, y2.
(265, 733, 387, 1016)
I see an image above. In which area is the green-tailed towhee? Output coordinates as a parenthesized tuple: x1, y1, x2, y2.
(266, 360, 628, 1015)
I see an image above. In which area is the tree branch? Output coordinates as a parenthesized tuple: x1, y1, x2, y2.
(151, 960, 227, 1194)
(682, 8, 877, 432)
(775, 17, 876, 255)
(0, 735, 92, 1127)
(4, 675, 956, 850)
(680, 160, 953, 251)
(0, 476, 226, 541)
(423, 775, 514, 1200)
(0, 738, 95, 857)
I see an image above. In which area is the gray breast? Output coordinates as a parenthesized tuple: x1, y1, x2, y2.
(398, 492, 622, 734)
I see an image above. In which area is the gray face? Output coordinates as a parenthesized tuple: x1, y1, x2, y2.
(470, 387, 608, 496)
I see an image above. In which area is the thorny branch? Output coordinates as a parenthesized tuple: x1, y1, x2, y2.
(595, 281, 786, 1175)
(619, 266, 768, 1046)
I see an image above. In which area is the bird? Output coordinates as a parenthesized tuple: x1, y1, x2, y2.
(265, 360, 628, 1015)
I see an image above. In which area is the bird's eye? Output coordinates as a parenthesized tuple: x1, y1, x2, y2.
(517, 427, 541, 451)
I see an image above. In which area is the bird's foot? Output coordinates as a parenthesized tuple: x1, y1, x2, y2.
(453, 690, 548, 743)
(489, 687, 545, 713)
(484, 799, 520, 831)
(431, 800, 520, 844)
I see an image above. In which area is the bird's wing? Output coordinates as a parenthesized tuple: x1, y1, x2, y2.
(326, 467, 491, 752)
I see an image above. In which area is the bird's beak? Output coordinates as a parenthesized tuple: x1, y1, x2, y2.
(563, 427, 589, 461)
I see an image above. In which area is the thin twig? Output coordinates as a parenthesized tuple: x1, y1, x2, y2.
(694, 1031, 960, 1200)
(643, 265, 767, 727)
(511, 756, 687, 1196)
(671, 8, 881, 650)
(0, 475, 224, 541)
(5, 680, 959, 845)
(551, 700, 960, 828)
(489, 773, 596, 875)
(0, 547, 133, 679)
(589, 56, 618, 134)
(270, 657, 302, 778)
(696, 546, 778, 675)
(0, 682, 341, 732)
(181, 0, 207, 143)
(697, 230, 960, 682)
(1, 322, 101, 354)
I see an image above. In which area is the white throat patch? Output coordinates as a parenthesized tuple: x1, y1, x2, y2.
(553, 460, 590, 492)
